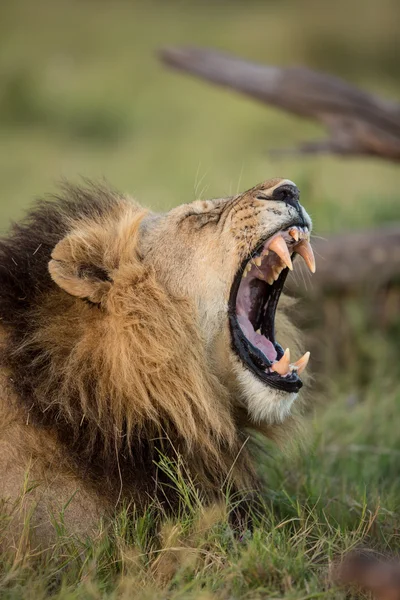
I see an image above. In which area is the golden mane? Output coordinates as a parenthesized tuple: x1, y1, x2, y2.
(0, 184, 254, 509)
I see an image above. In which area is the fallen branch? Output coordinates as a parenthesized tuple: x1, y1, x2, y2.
(335, 551, 400, 600)
(160, 46, 400, 161)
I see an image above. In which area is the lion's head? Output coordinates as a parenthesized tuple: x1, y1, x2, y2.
(0, 178, 314, 506)
(136, 177, 314, 425)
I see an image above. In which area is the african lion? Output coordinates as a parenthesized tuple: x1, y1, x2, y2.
(0, 178, 314, 545)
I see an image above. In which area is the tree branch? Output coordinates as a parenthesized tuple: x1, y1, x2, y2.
(160, 46, 400, 161)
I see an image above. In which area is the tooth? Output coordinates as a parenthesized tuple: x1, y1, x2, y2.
(255, 256, 262, 266)
(272, 348, 291, 375)
(262, 249, 269, 256)
(269, 236, 293, 270)
(292, 351, 310, 375)
(295, 240, 316, 273)
(288, 227, 299, 242)
(266, 274, 274, 285)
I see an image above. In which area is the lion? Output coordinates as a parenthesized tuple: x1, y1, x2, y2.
(0, 178, 315, 545)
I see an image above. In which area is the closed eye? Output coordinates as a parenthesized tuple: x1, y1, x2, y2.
(179, 210, 223, 230)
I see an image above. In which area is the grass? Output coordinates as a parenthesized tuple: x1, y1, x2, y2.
(1, 342, 399, 599)
(1, 0, 400, 597)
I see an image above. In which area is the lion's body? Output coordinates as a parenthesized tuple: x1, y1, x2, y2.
(0, 390, 103, 544)
(0, 181, 310, 545)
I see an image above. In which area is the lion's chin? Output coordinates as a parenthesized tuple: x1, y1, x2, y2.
(235, 365, 298, 424)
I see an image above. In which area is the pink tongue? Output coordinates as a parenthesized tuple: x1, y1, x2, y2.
(237, 315, 277, 362)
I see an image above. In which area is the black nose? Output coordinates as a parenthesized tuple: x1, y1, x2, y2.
(272, 183, 300, 208)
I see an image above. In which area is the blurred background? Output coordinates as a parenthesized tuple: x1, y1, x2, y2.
(1, 0, 399, 225)
(1, 1, 400, 575)
(0, 0, 399, 389)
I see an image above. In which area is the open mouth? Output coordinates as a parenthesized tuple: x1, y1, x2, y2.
(228, 225, 315, 393)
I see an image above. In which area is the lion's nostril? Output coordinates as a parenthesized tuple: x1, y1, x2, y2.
(272, 184, 300, 206)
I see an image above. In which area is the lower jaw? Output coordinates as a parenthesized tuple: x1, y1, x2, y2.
(235, 366, 299, 424)
(229, 320, 302, 394)
(249, 366, 302, 393)
(240, 358, 303, 394)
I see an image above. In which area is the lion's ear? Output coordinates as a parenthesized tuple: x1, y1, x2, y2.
(49, 235, 112, 304)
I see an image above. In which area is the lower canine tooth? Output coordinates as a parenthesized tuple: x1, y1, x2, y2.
(271, 348, 291, 375)
(292, 351, 310, 375)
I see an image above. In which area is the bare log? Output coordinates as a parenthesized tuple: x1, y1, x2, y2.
(287, 226, 400, 296)
(335, 551, 400, 600)
(160, 46, 400, 161)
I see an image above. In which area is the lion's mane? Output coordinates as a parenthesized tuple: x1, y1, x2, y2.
(0, 184, 256, 511)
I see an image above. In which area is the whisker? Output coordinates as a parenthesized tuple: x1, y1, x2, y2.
(198, 183, 209, 200)
(193, 162, 202, 196)
(236, 163, 244, 195)
(299, 265, 309, 292)
(313, 249, 326, 260)
(194, 168, 208, 198)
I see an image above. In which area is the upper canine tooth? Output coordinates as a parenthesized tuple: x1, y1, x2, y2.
(288, 227, 299, 242)
(292, 351, 310, 375)
(271, 348, 291, 376)
(295, 240, 316, 273)
(269, 235, 293, 271)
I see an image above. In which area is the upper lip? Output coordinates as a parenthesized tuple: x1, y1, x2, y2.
(228, 220, 315, 393)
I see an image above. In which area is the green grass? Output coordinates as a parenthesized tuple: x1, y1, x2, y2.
(2, 327, 400, 599)
(1, 0, 400, 597)
(1, 363, 400, 599)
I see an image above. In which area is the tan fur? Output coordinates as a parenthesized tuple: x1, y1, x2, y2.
(0, 382, 104, 547)
(43, 202, 236, 461)
(0, 179, 312, 545)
